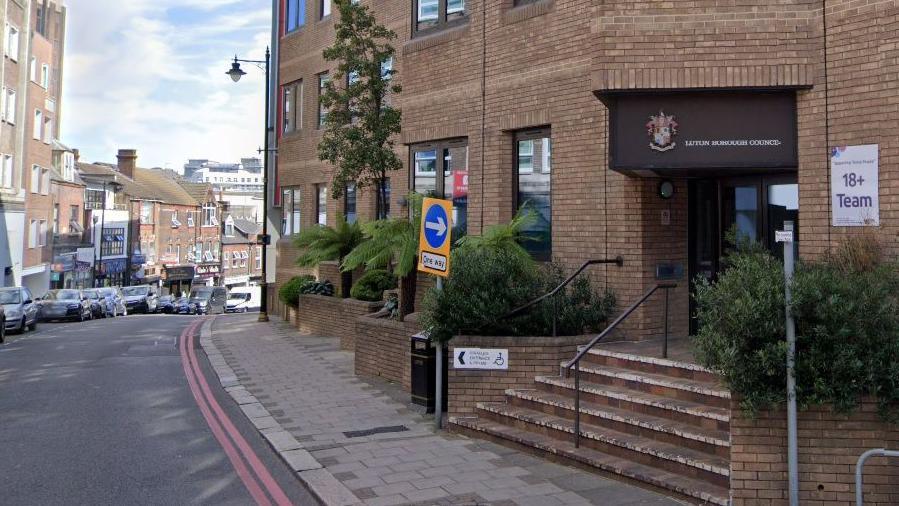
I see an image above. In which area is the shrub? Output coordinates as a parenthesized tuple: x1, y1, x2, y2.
(350, 269, 397, 302)
(279, 275, 315, 306)
(694, 239, 899, 419)
(300, 280, 335, 297)
(420, 247, 616, 343)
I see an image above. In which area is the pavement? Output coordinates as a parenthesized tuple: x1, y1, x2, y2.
(0, 313, 317, 505)
(205, 314, 684, 506)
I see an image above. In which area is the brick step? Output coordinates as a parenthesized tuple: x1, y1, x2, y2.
(536, 375, 730, 432)
(581, 348, 720, 384)
(506, 388, 730, 458)
(476, 402, 730, 489)
(567, 364, 731, 409)
(449, 415, 730, 506)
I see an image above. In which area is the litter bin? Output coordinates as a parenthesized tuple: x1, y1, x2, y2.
(410, 332, 447, 413)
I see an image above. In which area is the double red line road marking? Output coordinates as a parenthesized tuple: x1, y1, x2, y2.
(179, 319, 293, 506)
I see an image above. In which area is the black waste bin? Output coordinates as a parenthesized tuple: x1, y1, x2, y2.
(410, 333, 447, 413)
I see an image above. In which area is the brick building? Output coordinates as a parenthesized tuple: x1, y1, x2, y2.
(48, 141, 88, 289)
(274, 0, 899, 340)
(178, 180, 224, 287)
(221, 215, 262, 288)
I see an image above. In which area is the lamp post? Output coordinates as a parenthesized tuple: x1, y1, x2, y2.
(227, 48, 272, 323)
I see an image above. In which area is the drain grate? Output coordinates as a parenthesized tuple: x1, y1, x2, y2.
(343, 425, 409, 438)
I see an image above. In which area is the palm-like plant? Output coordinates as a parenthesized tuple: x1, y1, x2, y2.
(456, 207, 537, 263)
(343, 194, 422, 316)
(294, 215, 366, 298)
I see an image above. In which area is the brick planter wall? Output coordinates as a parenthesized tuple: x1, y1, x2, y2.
(447, 335, 589, 417)
(296, 294, 383, 350)
(354, 314, 421, 391)
(731, 399, 899, 505)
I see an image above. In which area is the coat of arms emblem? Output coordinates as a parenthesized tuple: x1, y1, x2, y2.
(646, 111, 678, 152)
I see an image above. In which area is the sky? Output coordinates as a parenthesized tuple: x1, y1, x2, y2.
(61, 0, 273, 172)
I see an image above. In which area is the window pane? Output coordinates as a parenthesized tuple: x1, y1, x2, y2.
(444, 146, 469, 240)
(321, 0, 331, 18)
(418, 0, 438, 21)
(376, 179, 391, 219)
(447, 0, 465, 14)
(413, 150, 437, 197)
(345, 184, 357, 223)
(517, 134, 551, 261)
(317, 185, 327, 225)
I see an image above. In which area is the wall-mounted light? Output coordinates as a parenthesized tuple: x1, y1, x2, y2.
(658, 180, 675, 200)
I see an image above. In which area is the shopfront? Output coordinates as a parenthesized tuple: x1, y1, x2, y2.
(163, 265, 196, 298)
(606, 89, 799, 333)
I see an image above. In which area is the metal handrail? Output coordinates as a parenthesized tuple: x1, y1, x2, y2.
(562, 282, 677, 448)
(502, 257, 624, 337)
(856, 448, 899, 506)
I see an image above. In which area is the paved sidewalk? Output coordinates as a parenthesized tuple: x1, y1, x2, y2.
(206, 314, 681, 506)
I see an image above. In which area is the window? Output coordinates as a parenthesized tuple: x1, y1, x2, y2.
(240, 251, 248, 267)
(376, 179, 391, 219)
(30, 166, 39, 193)
(317, 73, 329, 128)
(41, 168, 49, 195)
(411, 139, 468, 239)
(53, 204, 59, 234)
(320, 0, 331, 19)
(316, 184, 327, 226)
(33, 109, 42, 140)
(1, 154, 13, 188)
(176, 245, 181, 263)
(38, 220, 47, 247)
(282, 187, 301, 235)
(171, 211, 181, 227)
(29, 220, 37, 248)
(187, 213, 195, 227)
(30, 57, 37, 81)
(282, 80, 303, 134)
(232, 251, 240, 268)
(139, 202, 153, 224)
(415, 0, 467, 35)
(225, 219, 235, 237)
(69, 205, 80, 233)
(1, 87, 16, 124)
(515, 128, 552, 261)
(5, 24, 19, 61)
(44, 117, 53, 143)
(256, 246, 262, 270)
(285, 0, 306, 33)
(85, 189, 104, 209)
(344, 183, 357, 224)
(101, 228, 125, 256)
(41, 64, 50, 89)
(203, 203, 217, 226)
(381, 57, 394, 81)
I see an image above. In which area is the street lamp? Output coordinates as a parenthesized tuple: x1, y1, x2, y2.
(227, 48, 272, 323)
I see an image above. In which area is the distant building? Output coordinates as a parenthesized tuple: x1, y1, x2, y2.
(183, 157, 260, 180)
(221, 215, 261, 288)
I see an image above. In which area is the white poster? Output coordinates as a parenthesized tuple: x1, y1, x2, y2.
(453, 348, 509, 370)
(76, 247, 95, 264)
(831, 144, 879, 227)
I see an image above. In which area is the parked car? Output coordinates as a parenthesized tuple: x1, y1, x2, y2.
(97, 287, 127, 317)
(121, 285, 158, 314)
(226, 286, 261, 313)
(157, 295, 176, 314)
(0, 306, 4, 343)
(189, 286, 227, 315)
(38, 289, 93, 322)
(1, 287, 40, 335)
(173, 297, 199, 315)
(81, 289, 106, 319)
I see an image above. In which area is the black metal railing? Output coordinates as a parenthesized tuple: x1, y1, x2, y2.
(502, 257, 624, 337)
(562, 282, 677, 448)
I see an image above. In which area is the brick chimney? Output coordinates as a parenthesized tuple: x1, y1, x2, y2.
(72, 148, 80, 162)
(117, 149, 137, 178)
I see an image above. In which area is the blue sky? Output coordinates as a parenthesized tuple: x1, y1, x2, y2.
(61, 0, 272, 171)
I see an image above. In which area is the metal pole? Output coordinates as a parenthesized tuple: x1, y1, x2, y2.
(258, 46, 271, 323)
(435, 276, 444, 429)
(552, 295, 557, 338)
(663, 287, 669, 359)
(856, 448, 899, 506)
(574, 360, 580, 448)
(783, 220, 799, 506)
(97, 182, 107, 287)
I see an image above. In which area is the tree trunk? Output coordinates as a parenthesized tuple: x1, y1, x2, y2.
(399, 271, 417, 321)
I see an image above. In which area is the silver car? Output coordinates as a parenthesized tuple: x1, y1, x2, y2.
(1, 287, 40, 334)
(97, 287, 128, 317)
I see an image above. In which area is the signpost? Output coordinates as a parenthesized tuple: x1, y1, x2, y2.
(776, 222, 799, 506)
(418, 198, 453, 278)
(453, 348, 509, 370)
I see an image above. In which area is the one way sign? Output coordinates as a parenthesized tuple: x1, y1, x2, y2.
(453, 348, 509, 370)
(418, 197, 453, 278)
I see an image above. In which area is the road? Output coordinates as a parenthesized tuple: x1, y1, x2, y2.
(0, 313, 318, 506)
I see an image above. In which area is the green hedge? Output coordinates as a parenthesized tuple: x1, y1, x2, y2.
(350, 269, 397, 302)
(278, 275, 315, 306)
(694, 240, 899, 420)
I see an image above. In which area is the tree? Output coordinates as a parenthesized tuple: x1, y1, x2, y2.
(293, 216, 365, 298)
(319, 0, 402, 213)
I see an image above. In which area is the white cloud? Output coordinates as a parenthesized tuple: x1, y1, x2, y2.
(61, 0, 272, 170)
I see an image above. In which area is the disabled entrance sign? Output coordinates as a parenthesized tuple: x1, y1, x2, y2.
(418, 197, 453, 277)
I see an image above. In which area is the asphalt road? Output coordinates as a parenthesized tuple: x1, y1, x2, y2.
(0, 313, 318, 506)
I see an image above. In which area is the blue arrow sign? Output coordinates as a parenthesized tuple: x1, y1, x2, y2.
(424, 204, 449, 250)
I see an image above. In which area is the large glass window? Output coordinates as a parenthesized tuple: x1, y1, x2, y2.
(515, 128, 551, 261)
(317, 73, 329, 128)
(285, 0, 306, 33)
(344, 183, 357, 223)
(101, 227, 125, 256)
(320, 0, 331, 19)
(411, 139, 468, 240)
(282, 80, 302, 134)
(415, 0, 467, 35)
(281, 187, 302, 235)
(376, 179, 391, 220)
(316, 185, 327, 226)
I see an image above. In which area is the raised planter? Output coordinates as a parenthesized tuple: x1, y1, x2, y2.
(730, 399, 899, 505)
(447, 335, 589, 417)
(296, 294, 383, 350)
(354, 314, 421, 391)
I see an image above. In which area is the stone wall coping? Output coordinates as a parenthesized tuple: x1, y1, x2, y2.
(356, 313, 421, 332)
(452, 335, 591, 347)
(297, 293, 384, 310)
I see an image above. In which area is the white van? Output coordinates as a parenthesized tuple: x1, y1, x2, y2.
(226, 286, 261, 313)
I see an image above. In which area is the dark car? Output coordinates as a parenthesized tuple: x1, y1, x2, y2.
(188, 287, 227, 315)
(121, 285, 158, 314)
(173, 297, 199, 315)
(38, 289, 92, 322)
(81, 289, 106, 319)
(1, 287, 40, 335)
(157, 295, 176, 314)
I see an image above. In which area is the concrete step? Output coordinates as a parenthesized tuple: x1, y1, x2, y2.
(449, 415, 730, 506)
(506, 388, 730, 458)
(568, 364, 731, 409)
(581, 348, 720, 384)
(476, 401, 730, 489)
(536, 375, 730, 432)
